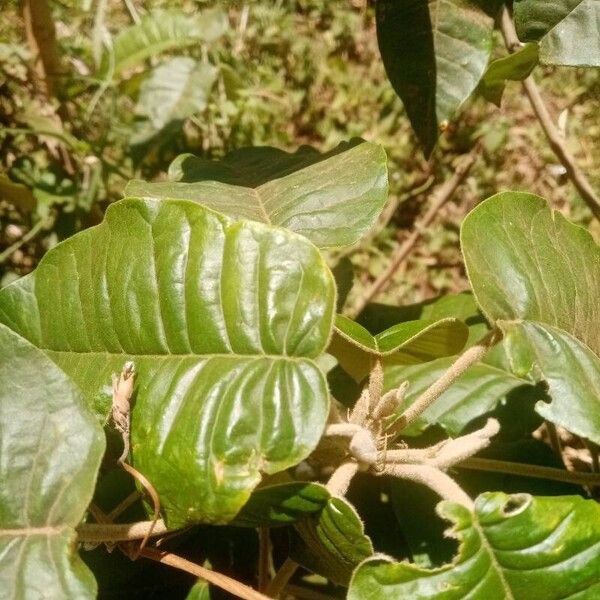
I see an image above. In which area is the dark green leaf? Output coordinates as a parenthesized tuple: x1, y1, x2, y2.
(291, 496, 373, 586)
(0, 324, 105, 598)
(0, 198, 335, 527)
(514, 0, 600, 66)
(349, 493, 600, 599)
(125, 141, 389, 248)
(462, 192, 600, 443)
(376, 0, 498, 154)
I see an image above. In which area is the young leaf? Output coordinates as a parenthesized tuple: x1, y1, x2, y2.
(513, 0, 600, 66)
(290, 496, 374, 586)
(125, 141, 389, 248)
(376, 0, 499, 154)
(329, 314, 469, 381)
(479, 43, 539, 106)
(0, 198, 335, 527)
(100, 9, 227, 78)
(0, 324, 105, 598)
(348, 493, 600, 599)
(134, 57, 218, 136)
(461, 192, 600, 443)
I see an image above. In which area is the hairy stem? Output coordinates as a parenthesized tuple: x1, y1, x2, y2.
(392, 330, 500, 433)
(140, 547, 270, 600)
(76, 519, 169, 543)
(499, 6, 600, 220)
(457, 457, 600, 487)
(347, 145, 480, 318)
(326, 461, 360, 496)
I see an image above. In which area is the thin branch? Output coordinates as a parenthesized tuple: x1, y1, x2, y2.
(257, 527, 271, 593)
(383, 463, 473, 509)
(76, 519, 169, 543)
(266, 557, 300, 599)
(457, 457, 600, 487)
(392, 330, 501, 433)
(0, 216, 53, 265)
(140, 547, 270, 600)
(347, 146, 480, 318)
(499, 6, 600, 220)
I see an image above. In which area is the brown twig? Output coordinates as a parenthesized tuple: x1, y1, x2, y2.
(391, 330, 501, 433)
(266, 557, 300, 599)
(457, 457, 600, 487)
(77, 519, 169, 543)
(257, 527, 271, 593)
(139, 547, 271, 600)
(499, 6, 600, 220)
(347, 146, 480, 318)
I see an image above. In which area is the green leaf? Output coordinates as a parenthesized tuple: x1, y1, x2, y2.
(0, 324, 105, 598)
(349, 493, 600, 599)
(0, 198, 335, 527)
(332, 257, 354, 313)
(186, 580, 212, 600)
(513, 0, 600, 66)
(101, 8, 227, 78)
(384, 356, 529, 436)
(376, 0, 498, 154)
(329, 314, 468, 382)
(479, 43, 539, 106)
(134, 57, 218, 134)
(290, 496, 374, 586)
(125, 141, 389, 248)
(232, 482, 330, 527)
(461, 192, 600, 443)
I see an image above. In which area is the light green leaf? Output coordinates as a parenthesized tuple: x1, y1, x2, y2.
(462, 192, 600, 443)
(376, 0, 499, 154)
(329, 314, 468, 382)
(101, 9, 227, 78)
(514, 0, 600, 66)
(290, 496, 374, 586)
(0, 198, 335, 527)
(480, 43, 539, 106)
(186, 580, 212, 600)
(134, 57, 218, 133)
(0, 324, 105, 599)
(232, 482, 330, 527)
(348, 493, 600, 599)
(125, 141, 389, 248)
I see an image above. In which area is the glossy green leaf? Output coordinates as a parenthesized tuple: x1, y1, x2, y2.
(134, 57, 218, 135)
(376, 0, 498, 154)
(480, 43, 539, 106)
(514, 0, 600, 66)
(232, 482, 330, 527)
(0, 198, 335, 527)
(328, 314, 468, 382)
(290, 496, 374, 586)
(0, 324, 104, 598)
(125, 141, 389, 248)
(349, 493, 600, 599)
(462, 192, 600, 443)
(100, 8, 227, 78)
(384, 356, 529, 436)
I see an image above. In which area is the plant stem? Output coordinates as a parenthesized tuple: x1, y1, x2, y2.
(326, 461, 360, 496)
(499, 6, 600, 221)
(139, 547, 270, 600)
(76, 519, 169, 543)
(392, 330, 500, 432)
(457, 457, 600, 486)
(266, 557, 300, 599)
(0, 216, 53, 265)
(347, 145, 480, 318)
(257, 527, 271, 593)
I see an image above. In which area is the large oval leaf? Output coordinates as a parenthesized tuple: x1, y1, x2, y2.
(125, 141, 389, 248)
(0, 199, 335, 527)
(461, 192, 600, 443)
(0, 325, 104, 598)
(514, 0, 600, 66)
(348, 493, 600, 599)
(376, 0, 499, 154)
